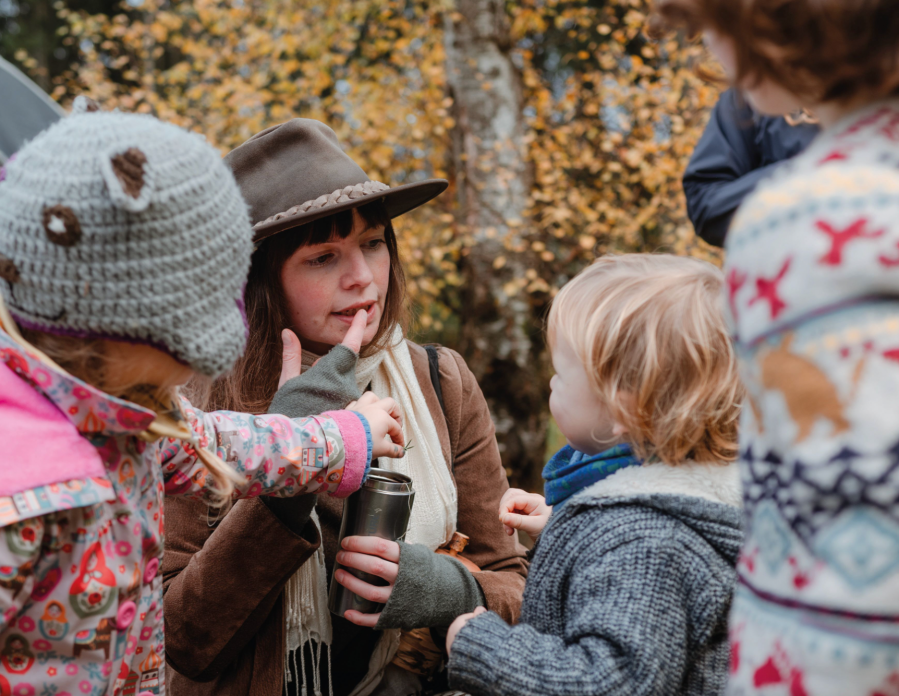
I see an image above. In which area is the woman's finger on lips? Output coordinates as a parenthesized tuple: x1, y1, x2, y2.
(336, 550, 399, 582)
(343, 609, 381, 628)
(340, 309, 368, 354)
(335, 569, 393, 603)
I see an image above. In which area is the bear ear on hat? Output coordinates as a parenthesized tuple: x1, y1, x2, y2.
(99, 146, 154, 212)
(71, 95, 102, 114)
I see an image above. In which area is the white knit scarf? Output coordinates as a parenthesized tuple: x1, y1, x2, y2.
(284, 326, 458, 696)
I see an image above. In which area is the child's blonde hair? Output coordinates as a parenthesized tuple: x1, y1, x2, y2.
(0, 302, 240, 507)
(548, 253, 742, 465)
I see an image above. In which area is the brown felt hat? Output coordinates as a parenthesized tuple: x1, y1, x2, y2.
(224, 118, 448, 244)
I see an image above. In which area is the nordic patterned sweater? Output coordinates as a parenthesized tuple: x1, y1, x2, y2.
(723, 100, 899, 695)
(447, 461, 743, 696)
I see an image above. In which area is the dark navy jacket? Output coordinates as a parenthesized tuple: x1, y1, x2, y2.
(683, 89, 819, 247)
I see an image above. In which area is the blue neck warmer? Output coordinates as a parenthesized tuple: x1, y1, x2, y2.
(542, 443, 641, 507)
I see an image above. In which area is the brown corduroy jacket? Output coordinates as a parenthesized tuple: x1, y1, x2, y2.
(162, 342, 529, 696)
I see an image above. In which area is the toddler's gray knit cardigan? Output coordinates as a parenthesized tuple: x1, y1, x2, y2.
(448, 461, 744, 696)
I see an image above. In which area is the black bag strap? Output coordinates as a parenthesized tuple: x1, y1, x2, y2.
(425, 344, 447, 419)
(424, 344, 454, 473)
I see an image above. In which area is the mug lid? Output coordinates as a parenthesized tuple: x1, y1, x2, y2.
(364, 469, 413, 493)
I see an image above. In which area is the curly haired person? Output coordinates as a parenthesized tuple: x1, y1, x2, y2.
(444, 254, 745, 696)
(656, 2, 899, 693)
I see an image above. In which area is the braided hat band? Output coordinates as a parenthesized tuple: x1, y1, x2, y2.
(254, 180, 390, 230)
(223, 118, 448, 244)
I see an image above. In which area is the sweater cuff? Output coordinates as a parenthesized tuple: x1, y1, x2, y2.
(268, 343, 361, 418)
(323, 410, 371, 498)
(375, 541, 485, 630)
(448, 611, 510, 693)
(353, 410, 374, 480)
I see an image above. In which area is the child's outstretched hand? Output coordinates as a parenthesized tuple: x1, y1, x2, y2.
(447, 606, 487, 654)
(350, 392, 405, 460)
(499, 488, 552, 541)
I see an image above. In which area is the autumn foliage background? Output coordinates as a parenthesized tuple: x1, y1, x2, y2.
(4, 0, 723, 488)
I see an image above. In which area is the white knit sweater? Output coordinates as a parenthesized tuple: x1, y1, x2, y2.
(724, 100, 899, 696)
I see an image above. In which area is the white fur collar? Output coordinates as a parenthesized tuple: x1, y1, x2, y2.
(578, 460, 743, 509)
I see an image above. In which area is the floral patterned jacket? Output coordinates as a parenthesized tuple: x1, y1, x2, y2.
(0, 327, 372, 696)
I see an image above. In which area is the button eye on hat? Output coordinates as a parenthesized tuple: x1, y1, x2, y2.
(224, 118, 448, 244)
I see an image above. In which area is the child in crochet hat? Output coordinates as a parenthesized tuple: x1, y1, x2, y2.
(0, 109, 404, 696)
(445, 254, 744, 696)
(654, 2, 899, 694)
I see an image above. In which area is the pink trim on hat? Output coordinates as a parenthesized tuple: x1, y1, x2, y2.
(324, 410, 369, 498)
(10, 311, 189, 364)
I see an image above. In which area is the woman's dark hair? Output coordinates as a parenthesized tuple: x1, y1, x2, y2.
(197, 199, 407, 413)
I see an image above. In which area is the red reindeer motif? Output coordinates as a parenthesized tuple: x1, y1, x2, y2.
(749, 258, 792, 320)
(816, 218, 884, 266)
(753, 642, 809, 696)
(871, 669, 899, 696)
(727, 268, 748, 324)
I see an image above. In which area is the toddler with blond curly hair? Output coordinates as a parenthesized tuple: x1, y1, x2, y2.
(444, 254, 745, 696)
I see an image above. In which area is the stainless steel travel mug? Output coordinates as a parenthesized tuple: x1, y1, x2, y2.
(328, 469, 415, 617)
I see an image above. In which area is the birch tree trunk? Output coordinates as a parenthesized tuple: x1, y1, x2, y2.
(445, 0, 548, 489)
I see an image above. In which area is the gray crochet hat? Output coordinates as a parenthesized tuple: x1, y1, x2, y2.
(0, 111, 253, 377)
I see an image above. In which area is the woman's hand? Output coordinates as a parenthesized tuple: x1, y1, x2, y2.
(499, 488, 552, 541)
(351, 392, 405, 459)
(278, 309, 367, 389)
(335, 535, 401, 627)
(446, 606, 487, 654)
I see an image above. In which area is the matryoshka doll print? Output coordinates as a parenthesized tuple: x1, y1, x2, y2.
(0, 634, 34, 674)
(118, 458, 136, 497)
(0, 560, 32, 600)
(0, 520, 41, 600)
(39, 600, 69, 640)
(69, 541, 116, 618)
(4, 518, 42, 557)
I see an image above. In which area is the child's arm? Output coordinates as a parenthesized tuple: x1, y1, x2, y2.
(446, 536, 699, 696)
(498, 488, 552, 541)
(158, 397, 403, 502)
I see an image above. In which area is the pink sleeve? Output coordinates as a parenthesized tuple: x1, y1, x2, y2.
(159, 399, 363, 501)
(324, 410, 371, 498)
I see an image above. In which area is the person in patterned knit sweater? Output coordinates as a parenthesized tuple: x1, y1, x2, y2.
(655, 1, 899, 694)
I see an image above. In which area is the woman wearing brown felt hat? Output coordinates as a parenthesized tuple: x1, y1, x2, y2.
(162, 119, 528, 696)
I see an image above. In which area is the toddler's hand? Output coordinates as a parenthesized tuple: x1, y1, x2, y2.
(352, 392, 405, 459)
(499, 488, 552, 541)
(446, 606, 487, 654)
